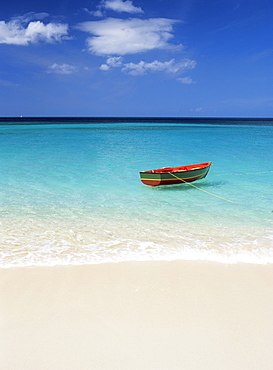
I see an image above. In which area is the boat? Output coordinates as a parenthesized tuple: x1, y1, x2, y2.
(139, 161, 212, 186)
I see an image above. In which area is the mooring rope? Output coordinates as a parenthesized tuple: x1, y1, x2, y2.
(168, 172, 271, 213)
(168, 172, 237, 203)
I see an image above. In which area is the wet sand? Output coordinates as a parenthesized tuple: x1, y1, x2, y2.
(1, 261, 273, 369)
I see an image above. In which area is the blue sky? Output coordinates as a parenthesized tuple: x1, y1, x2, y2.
(1, 0, 273, 117)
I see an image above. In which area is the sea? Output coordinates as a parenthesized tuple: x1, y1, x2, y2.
(0, 117, 272, 267)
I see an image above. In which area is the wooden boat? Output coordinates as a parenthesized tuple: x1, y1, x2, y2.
(140, 161, 212, 186)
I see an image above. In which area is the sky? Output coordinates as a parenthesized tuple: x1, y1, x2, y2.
(1, 0, 273, 117)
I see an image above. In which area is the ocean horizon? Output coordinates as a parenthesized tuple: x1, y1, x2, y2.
(1, 116, 273, 125)
(1, 117, 272, 267)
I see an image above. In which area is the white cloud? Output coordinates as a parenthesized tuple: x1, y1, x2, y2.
(47, 63, 78, 74)
(100, 64, 110, 70)
(107, 56, 123, 66)
(122, 58, 196, 75)
(13, 12, 49, 24)
(100, 56, 123, 70)
(0, 18, 69, 45)
(77, 18, 181, 55)
(100, 57, 196, 77)
(103, 0, 143, 14)
(83, 8, 104, 17)
(177, 76, 195, 84)
(86, 0, 143, 17)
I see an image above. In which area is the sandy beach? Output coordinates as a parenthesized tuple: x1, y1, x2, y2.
(1, 261, 273, 370)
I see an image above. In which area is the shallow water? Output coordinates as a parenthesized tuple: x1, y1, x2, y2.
(0, 120, 272, 266)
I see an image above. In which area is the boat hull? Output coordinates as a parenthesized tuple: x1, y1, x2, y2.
(139, 162, 212, 186)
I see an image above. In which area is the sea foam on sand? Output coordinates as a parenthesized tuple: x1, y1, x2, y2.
(1, 261, 273, 370)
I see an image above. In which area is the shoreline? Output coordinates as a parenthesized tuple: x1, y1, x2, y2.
(1, 260, 273, 369)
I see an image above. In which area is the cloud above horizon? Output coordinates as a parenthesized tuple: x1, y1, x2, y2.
(85, 0, 143, 17)
(0, 17, 69, 45)
(12, 12, 50, 24)
(103, 0, 143, 14)
(1, 5, 196, 83)
(100, 57, 196, 76)
(77, 18, 181, 55)
(100, 56, 123, 70)
(47, 63, 78, 74)
(177, 76, 196, 84)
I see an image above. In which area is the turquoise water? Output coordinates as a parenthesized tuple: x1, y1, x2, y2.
(0, 121, 272, 266)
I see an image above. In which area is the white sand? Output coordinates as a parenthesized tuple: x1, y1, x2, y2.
(1, 261, 273, 370)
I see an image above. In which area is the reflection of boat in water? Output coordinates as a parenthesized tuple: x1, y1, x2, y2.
(139, 161, 212, 186)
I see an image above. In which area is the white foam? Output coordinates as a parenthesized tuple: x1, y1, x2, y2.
(1, 234, 273, 268)
(1, 214, 273, 268)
